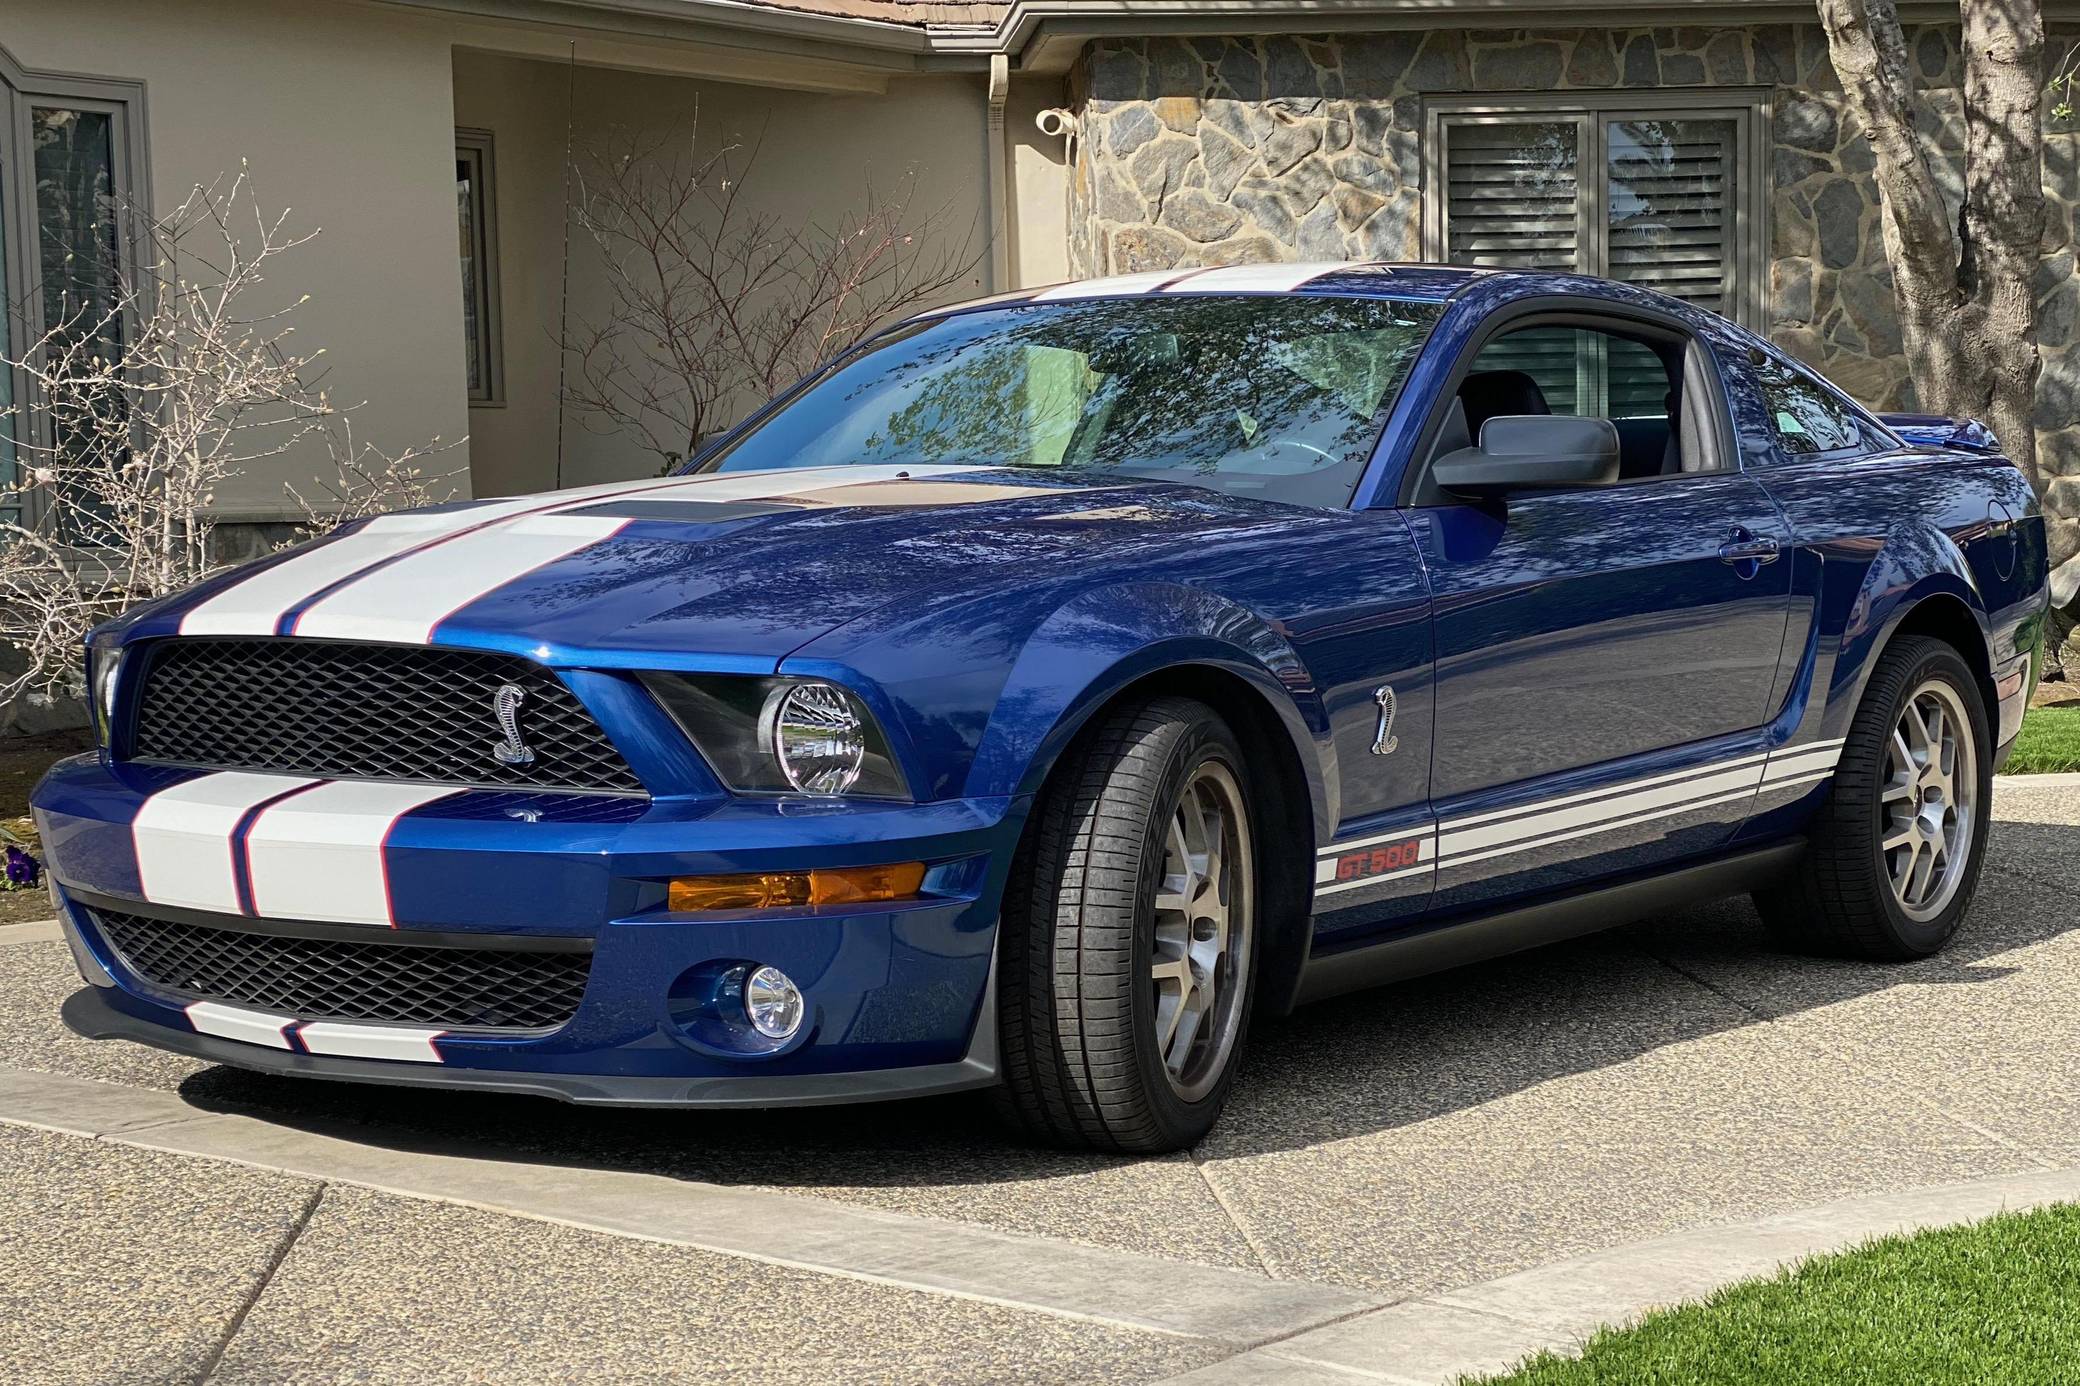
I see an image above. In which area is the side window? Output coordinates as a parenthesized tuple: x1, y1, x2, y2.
(1466, 326, 1670, 421)
(1752, 357, 1864, 456)
(1455, 321, 1714, 481)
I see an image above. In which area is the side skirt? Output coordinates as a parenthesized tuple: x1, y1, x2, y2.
(1291, 840, 1806, 1008)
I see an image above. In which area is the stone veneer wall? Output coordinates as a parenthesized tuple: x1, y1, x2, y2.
(1068, 25, 2080, 455)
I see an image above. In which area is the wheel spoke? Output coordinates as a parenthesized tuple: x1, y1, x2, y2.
(1906, 838, 1939, 905)
(1142, 755, 1256, 1098)
(1882, 824, 1917, 853)
(1166, 991, 1208, 1071)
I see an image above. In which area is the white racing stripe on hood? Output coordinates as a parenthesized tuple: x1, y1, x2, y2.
(177, 465, 988, 643)
(281, 465, 994, 645)
(177, 475, 729, 638)
(289, 514, 635, 645)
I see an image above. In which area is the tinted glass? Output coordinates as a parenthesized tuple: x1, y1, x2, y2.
(1754, 356, 1865, 455)
(702, 296, 1444, 508)
(1468, 325, 1672, 420)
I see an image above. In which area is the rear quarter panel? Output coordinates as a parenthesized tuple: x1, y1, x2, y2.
(1739, 444, 2046, 838)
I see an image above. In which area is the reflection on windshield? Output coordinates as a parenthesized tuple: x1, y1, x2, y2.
(701, 296, 1445, 509)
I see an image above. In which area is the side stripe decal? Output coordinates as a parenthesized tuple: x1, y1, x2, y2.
(1312, 737, 1849, 903)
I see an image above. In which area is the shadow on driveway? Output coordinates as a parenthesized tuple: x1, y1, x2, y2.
(166, 818, 2080, 1195)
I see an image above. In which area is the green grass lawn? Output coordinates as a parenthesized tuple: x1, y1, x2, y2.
(1467, 1203, 2080, 1385)
(2006, 704, 2080, 774)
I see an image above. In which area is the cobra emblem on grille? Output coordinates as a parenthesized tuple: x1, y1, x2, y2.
(491, 683, 536, 767)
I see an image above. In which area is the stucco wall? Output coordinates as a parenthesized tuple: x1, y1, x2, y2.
(1069, 25, 2080, 443)
(0, 0, 475, 513)
(454, 52, 991, 495)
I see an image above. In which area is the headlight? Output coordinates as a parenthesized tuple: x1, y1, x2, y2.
(87, 640, 122, 747)
(642, 673, 910, 800)
(762, 682, 866, 794)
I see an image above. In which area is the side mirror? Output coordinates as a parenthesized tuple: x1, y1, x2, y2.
(1432, 415, 1621, 497)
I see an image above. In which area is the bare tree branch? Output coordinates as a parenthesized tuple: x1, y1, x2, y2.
(566, 116, 987, 471)
(0, 169, 457, 706)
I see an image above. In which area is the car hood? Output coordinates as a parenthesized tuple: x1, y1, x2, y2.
(153, 465, 1333, 666)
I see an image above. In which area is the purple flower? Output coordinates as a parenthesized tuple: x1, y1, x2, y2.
(6, 846, 40, 889)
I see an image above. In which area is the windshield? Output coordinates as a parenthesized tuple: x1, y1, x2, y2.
(699, 295, 1444, 508)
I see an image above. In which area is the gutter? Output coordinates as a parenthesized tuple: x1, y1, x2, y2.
(381, 0, 2074, 71)
(985, 53, 1011, 293)
(948, 1, 2014, 69)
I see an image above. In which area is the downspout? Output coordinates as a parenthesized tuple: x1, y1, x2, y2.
(987, 53, 1011, 292)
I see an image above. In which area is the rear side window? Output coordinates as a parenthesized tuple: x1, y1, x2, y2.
(1753, 356, 1866, 455)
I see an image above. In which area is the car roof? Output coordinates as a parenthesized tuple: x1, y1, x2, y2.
(915, 262, 1681, 320)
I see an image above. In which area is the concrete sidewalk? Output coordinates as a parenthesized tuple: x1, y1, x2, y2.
(4, 776, 2078, 1382)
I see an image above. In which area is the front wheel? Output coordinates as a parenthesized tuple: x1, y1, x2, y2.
(993, 696, 1258, 1153)
(1755, 635, 1991, 960)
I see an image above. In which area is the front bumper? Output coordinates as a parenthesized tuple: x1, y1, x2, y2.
(36, 754, 1027, 1106)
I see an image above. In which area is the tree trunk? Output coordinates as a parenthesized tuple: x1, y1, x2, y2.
(1818, 0, 2076, 674)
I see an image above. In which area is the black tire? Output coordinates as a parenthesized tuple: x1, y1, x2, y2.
(993, 696, 1258, 1154)
(1754, 635, 1992, 960)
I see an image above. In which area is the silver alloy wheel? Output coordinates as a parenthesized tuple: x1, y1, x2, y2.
(1881, 678, 1978, 923)
(1149, 757, 1254, 1103)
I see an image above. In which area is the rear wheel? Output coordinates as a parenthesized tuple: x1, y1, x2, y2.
(1755, 635, 1990, 960)
(993, 696, 1257, 1153)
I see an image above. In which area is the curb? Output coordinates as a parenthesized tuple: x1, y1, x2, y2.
(1988, 765, 2080, 786)
(1159, 1167, 2080, 1384)
(0, 1062, 1376, 1346)
(0, 919, 59, 946)
(1995, 771, 2080, 792)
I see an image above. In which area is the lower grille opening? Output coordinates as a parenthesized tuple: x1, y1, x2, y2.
(91, 908, 591, 1032)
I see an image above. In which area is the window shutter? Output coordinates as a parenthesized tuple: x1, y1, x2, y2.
(1605, 118, 1737, 313)
(1443, 121, 1581, 272)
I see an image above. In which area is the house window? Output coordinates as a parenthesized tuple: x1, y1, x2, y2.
(0, 47, 146, 519)
(1423, 95, 1766, 326)
(456, 129, 503, 406)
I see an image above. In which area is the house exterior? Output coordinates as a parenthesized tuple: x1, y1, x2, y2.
(0, 0, 2073, 545)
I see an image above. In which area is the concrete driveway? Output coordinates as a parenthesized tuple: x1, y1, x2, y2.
(5, 776, 2079, 1383)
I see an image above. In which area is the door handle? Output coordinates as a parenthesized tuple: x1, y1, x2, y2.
(1718, 533, 1780, 565)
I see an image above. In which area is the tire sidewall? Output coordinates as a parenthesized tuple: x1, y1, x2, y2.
(1128, 714, 1258, 1138)
(1860, 645, 1992, 954)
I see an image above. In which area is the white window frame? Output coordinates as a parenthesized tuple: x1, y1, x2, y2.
(456, 127, 505, 408)
(1421, 89, 1772, 330)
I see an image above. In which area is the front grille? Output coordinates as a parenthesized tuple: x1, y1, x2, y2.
(129, 639, 645, 794)
(93, 908, 592, 1031)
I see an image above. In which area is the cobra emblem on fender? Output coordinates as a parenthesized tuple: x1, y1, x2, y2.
(491, 683, 536, 767)
(1370, 684, 1399, 756)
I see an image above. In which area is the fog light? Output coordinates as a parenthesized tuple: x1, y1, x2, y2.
(744, 965, 804, 1040)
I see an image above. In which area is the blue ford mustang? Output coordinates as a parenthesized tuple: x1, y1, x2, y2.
(35, 262, 2049, 1152)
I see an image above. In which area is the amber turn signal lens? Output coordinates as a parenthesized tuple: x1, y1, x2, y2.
(669, 862, 926, 912)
